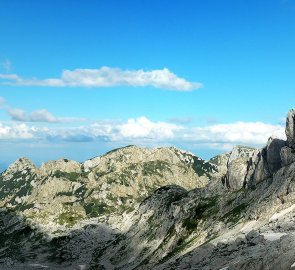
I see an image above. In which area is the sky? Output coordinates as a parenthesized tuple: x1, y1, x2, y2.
(0, 0, 295, 170)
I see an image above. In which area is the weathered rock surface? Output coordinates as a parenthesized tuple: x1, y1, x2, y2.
(0, 145, 218, 268)
(266, 138, 286, 174)
(286, 108, 295, 149)
(281, 146, 295, 167)
(223, 146, 256, 190)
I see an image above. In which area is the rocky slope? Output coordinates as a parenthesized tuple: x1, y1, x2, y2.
(0, 145, 218, 268)
(1, 109, 295, 269)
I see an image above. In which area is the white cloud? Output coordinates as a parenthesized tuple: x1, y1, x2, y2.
(0, 97, 86, 123)
(29, 109, 58, 123)
(191, 122, 285, 145)
(0, 123, 35, 139)
(7, 108, 26, 121)
(0, 74, 18, 80)
(0, 66, 202, 91)
(118, 117, 180, 140)
(28, 109, 86, 123)
(0, 116, 286, 153)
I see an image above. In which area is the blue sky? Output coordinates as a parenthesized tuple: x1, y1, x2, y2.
(0, 0, 295, 169)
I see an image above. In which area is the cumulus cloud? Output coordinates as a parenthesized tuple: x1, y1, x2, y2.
(0, 97, 86, 123)
(117, 117, 180, 140)
(0, 116, 286, 153)
(0, 66, 202, 91)
(0, 123, 35, 139)
(197, 121, 285, 145)
(28, 109, 86, 123)
(7, 108, 26, 121)
(29, 109, 58, 123)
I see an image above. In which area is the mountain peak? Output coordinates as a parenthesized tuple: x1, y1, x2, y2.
(3, 157, 36, 176)
(39, 158, 81, 175)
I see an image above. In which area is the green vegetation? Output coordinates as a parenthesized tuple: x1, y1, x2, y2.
(209, 155, 221, 166)
(222, 202, 248, 224)
(194, 196, 219, 218)
(52, 171, 88, 182)
(15, 203, 34, 211)
(83, 200, 113, 217)
(182, 218, 198, 231)
(180, 196, 219, 232)
(74, 185, 88, 198)
(191, 157, 217, 178)
(55, 210, 84, 227)
(0, 171, 35, 200)
(142, 160, 172, 176)
(56, 191, 73, 197)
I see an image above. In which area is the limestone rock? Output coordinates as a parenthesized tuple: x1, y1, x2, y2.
(244, 138, 285, 188)
(223, 146, 256, 190)
(39, 158, 81, 175)
(280, 146, 295, 167)
(266, 138, 286, 174)
(286, 108, 295, 149)
(3, 157, 36, 178)
(245, 148, 270, 187)
(209, 152, 230, 176)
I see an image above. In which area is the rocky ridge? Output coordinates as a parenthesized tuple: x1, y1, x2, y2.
(0, 145, 217, 268)
(1, 109, 295, 269)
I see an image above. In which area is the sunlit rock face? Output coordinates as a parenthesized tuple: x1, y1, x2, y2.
(2, 109, 295, 270)
(0, 145, 218, 268)
(286, 108, 295, 149)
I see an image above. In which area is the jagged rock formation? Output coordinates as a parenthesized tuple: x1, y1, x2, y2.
(2, 109, 295, 269)
(286, 108, 295, 149)
(222, 146, 256, 190)
(0, 145, 218, 268)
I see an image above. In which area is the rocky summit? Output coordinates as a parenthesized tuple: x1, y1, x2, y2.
(1, 110, 295, 270)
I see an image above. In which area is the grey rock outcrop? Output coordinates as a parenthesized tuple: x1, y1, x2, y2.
(286, 108, 295, 149)
(280, 146, 295, 167)
(222, 146, 256, 190)
(266, 138, 286, 174)
(39, 158, 81, 176)
(247, 137, 285, 185)
(3, 157, 36, 178)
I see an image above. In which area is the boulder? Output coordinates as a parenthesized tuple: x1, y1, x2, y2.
(286, 108, 295, 149)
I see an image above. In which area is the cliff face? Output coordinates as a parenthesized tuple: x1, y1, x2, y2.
(1, 110, 295, 270)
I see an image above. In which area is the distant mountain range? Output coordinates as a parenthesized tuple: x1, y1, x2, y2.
(1, 109, 295, 269)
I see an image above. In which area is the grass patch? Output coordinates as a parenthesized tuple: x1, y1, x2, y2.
(222, 202, 248, 224)
(56, 191, 73, 197)
(142, 160, 172, 176)
(182, 218, 198, 231)
(54, 209, 84, 227)
(83, 200, 113, 217)
(192, 157, 217, 178)
(52, 171, 88, 182)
